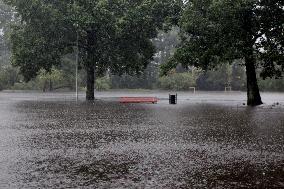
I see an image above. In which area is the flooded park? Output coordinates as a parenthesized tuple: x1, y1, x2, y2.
(0, 91, 283, 188)
(0, 0, 283, 188)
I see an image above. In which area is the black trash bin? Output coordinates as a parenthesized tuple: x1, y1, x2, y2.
(169, 94, 177, 104)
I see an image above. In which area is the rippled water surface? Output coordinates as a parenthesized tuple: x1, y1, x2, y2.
(0, 91, 284, 188)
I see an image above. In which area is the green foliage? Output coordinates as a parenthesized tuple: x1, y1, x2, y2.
(160, 57, 179, 76)
(9, 24, 66, 80)
(37, 68, 64, 91)
(38, 68, 63, 84)
(5, 0, 183, 81)
(4, 61, 84, 91)
(0, 65, 19, 90)
(0, 0, 14, 44)
(152, 27, 180, 65)
(259, 78, 284, 92)
(231, 61, 247, 90)
(111, 63, 159, 89)
(7, 68, 64, 91)
(10, 80, 38, 90)
(0, 0, 15, 71)
(158, 72, 196, 90)
(162, 0, 284, 78)
(196, 64, 246, 91)
(95, 77, 111, 91)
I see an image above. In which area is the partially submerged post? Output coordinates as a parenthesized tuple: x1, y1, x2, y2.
(225, 86, 232, 92)
(75, 30, 79, 102)
(189, 87, 196, 94)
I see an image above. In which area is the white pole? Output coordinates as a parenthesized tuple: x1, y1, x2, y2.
(74, 0, 79, 102)
(76, 31, 79, 101)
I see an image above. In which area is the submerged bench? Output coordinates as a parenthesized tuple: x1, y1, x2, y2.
(119, 97, 158, 104)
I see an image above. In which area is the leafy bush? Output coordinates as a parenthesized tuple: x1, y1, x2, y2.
(158, 72, 196, 90)
(0, 65, 19, 90)
(96, 77, 111, 91)
(10, 80, 39, 90)
(259, 78, 284, 92)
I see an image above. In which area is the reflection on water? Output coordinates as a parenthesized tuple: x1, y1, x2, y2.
(0, 92, 283, 188)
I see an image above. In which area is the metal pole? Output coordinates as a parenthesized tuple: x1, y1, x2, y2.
(75, 31, 79, 101)
(75, 0, 79, 102)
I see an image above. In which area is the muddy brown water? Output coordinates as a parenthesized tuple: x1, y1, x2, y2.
(0, 92, 284, 188)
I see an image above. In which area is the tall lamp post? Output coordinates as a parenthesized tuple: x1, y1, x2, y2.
(75, 30, 79, 101)
(74, 0, 79, 102)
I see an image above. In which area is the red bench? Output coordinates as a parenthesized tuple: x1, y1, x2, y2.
(119, 97, 158, 104)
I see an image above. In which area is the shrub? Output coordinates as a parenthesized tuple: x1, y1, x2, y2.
(259, 78, 284, 92)
(158, 72, 196, 90)
(10, 81, 39, 90)
(96, 77, 111, 91)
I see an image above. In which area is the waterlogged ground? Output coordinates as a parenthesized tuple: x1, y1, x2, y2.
(0, 91, 284, 188)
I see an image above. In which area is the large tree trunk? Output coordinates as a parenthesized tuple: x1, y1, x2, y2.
(245, 54, 263, 106)
(242, 9, 263, 106)
(86, 64, 95, 101)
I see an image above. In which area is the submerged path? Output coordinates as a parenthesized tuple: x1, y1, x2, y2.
(0, 92, 283, 188)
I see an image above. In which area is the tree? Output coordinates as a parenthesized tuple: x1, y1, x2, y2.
(110, 27, 180, 90)
(0, 0, 14, 65)
(110, 63, 159, 89)
(0, 1, 19, 90)
(196, 64, 232, 91)
(158, 72, 197, 90)
(162, 0, 284, 106)
(4, 0, 182, 100)
(37, 68, 65, 92)
(152, 27, 180, 65)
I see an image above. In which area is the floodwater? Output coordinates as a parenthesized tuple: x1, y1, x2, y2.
(0, 91, 283, 188)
